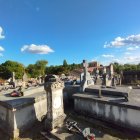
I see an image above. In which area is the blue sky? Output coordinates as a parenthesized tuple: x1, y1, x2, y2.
(0, 0, 140, 66)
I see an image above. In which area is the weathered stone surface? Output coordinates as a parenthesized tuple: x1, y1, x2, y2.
(0, 86, 47, 138)
(44, 76, 66, 131)
(80, 60, 94, 92)
(73, 87, 140, 133)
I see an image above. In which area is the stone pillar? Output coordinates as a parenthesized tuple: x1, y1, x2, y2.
(44, 76, 66, 131)
(11, 72, 16, 88)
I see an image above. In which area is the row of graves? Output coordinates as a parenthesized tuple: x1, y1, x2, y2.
(0, 60, 140, 139)
(0, 72, 44, 96)
(38, 61, 140, 139)
(80, 61, 121, 92)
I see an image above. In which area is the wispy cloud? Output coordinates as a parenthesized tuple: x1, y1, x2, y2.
(0, 26, 5, 39)
(112, 55, 140, 64)
(21, 44, 54, 54)
(0, 46, 4, 51)
(102, 54, 114, 58)
(104, 34, 140, 48)
(126, 46, 139, 51)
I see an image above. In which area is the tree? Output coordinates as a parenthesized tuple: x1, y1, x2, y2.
(35, 60, 48, 76)
(26, 60, 48, 78)
(26, 64, 39, 78)
(63, 59, 68, 67)
(0, 60, 25, 79)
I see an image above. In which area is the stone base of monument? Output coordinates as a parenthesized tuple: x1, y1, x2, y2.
(45, 114, 66, 131)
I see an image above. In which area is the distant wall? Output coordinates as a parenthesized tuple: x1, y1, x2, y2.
(73, 94, 140, 132)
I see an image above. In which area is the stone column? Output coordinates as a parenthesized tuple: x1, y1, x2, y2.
(44, 79, 66, 131)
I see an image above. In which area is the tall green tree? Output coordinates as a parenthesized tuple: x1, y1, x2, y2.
(35, 60, 48, 76)
(26, 60, 48, 78)
(63, 59, 68, 67)
(26, 64, 39, 78)
(0, 60, 25, 79)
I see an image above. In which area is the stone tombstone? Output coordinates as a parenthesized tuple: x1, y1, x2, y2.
(11, 72, 16, 88)
(22, 72, 28, 82)
(44, 74, 66, 131)
(102, 73, 106, 86)
(22, 73, 28, 88)
(12, 72, 15, 82)
(96, 68, 99, 76)
(102, 64, 114, 87)
(110, 63, 114, 76)
(119, 70, 123, 85)
(80, 72, 84, 83)
(80, 60, 94, 92)
(103, 67, 106, 74)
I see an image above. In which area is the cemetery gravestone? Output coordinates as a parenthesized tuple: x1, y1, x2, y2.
(80, 60, 94, 92)
(44, 75, 66, 131)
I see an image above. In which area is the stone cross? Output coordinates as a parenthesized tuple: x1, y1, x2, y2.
(83, 60, 88, 80)
(80, 60, 94, 92)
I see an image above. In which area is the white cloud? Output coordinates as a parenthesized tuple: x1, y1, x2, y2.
(104, 34, 140, 48)
(21, 44, 54, 54)
(0, 46, 4, 51)
(0, 26, 5, 39)
(102, 54, 114, 58)
(127, 46, 139, 51)
(112, 55, 140, 64)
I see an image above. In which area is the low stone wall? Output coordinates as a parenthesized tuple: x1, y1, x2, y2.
(73, 94, 140, 132)
(0, 92, 47, 138)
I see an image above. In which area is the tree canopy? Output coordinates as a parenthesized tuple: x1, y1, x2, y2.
(0, 59, 140, 80)
(26, 60, 48, 78)
(113, 62, 140, 74)
(0, 60, 25, 79)
(46, 60, 82, 76)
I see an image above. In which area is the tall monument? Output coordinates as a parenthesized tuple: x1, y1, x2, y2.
(44, 75, 66, 131)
